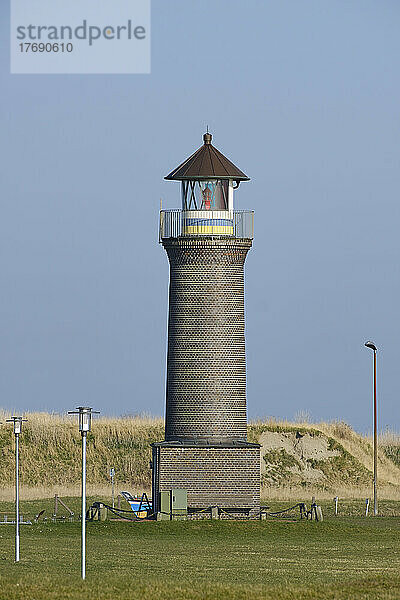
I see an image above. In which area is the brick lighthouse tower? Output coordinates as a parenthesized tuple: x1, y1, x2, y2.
(152, 132, 260, 518)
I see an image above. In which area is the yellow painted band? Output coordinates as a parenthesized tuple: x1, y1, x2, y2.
(183, 226, 234, 235)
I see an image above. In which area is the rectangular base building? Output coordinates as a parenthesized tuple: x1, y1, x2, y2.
(152, 441, 260, 518)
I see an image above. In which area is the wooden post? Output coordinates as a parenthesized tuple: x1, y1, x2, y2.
(117, 495, 121, 510)
(211, 506, 219, 520)
(311, 497, 316, 520)
(334, 496, 338, 516)
(53, 494, 74, 518)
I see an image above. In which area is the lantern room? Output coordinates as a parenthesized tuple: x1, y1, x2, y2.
(163, 132, 251, 237)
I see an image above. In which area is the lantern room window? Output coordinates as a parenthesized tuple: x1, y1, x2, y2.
(182, 180, 229, 211)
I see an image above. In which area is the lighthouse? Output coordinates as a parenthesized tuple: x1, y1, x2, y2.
(152, 132, 260, 518)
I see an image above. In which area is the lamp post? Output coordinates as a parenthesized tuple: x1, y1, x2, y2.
(68, 407, 99, 580)
(364, 341, 378, 516)
(6, 416, 27, 562)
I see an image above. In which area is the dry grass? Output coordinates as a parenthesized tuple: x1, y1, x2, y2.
(375, 429, 400, 468)
(250, 417, 400, 501)
(2, 410, 400, 501)
(250, 417, 400, 490)
(318, 422, 400, 487)
(0, 410, 163, 490)
(260, 484, 400, 501)
(0, 484, 152, 502)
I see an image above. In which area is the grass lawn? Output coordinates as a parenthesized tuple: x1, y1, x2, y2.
(0, 499, 399, 599)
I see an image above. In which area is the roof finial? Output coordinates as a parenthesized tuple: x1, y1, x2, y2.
(203, 128, 212, 145)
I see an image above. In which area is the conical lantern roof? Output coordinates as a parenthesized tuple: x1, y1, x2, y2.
(165, 133, 250, 181)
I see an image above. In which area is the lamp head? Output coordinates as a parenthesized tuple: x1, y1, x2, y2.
(364, 341, 377, 352)
(68, 406, 100, 433)
(6, 416, 27, 434)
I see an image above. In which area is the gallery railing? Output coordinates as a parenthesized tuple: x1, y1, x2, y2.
(159, 210, 254, 241)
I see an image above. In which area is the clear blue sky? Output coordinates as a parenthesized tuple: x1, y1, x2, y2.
(1, 1, 399, 432)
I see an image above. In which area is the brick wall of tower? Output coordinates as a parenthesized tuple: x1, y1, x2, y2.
(162, 238, 253, 442)
(153, 445, 260, 518)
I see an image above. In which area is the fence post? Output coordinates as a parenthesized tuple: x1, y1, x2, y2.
(365, 498, 370, 517)
(210, 506, 219, 520)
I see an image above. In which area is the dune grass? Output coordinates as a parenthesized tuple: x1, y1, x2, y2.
(1, 411, 400, 502)
(378, 429, 400, 468)
(0, 411, 163, 491)
(250, 418, 400, 500)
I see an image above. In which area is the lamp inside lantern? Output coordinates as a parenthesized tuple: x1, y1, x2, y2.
(78, 408, 92, 433)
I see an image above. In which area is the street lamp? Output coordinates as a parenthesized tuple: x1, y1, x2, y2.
(68, 407, 99, 580)
(364, 341, 378, 516)
(6, 416, 27, 562)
